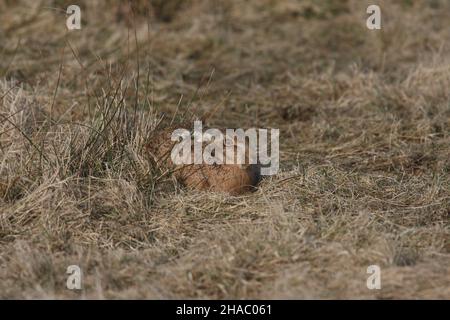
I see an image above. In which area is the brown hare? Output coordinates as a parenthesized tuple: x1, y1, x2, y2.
(146, 123, 261, 195)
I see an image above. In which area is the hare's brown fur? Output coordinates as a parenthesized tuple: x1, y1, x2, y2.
(146, 124, 261, 195)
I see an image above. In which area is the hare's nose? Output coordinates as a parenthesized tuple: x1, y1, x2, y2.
(247, 164, 262, 186)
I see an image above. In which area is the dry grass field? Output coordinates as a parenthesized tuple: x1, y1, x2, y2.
(0, 0, 449, 299)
